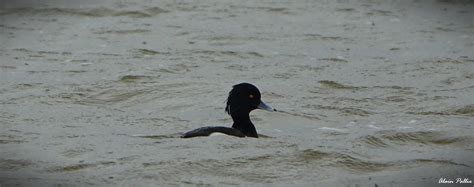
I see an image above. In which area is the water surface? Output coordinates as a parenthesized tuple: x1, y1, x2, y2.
(1, 0, 473, 186)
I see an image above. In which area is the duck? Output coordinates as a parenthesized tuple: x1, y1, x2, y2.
(181, 83, 276, 138)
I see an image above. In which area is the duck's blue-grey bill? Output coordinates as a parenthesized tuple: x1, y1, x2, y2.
(258, 101, 276, 112)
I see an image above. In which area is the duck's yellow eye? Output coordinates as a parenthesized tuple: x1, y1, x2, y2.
(249, 94, 254, 99)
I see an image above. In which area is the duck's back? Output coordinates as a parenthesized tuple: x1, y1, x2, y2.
(181, 126, 245, 138)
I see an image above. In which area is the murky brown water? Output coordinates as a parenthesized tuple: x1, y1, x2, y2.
(1, 0, 474, 186)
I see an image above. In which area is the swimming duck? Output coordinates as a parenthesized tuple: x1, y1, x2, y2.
(181, 83, 275, 138)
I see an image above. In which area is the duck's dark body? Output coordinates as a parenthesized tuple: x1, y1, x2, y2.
(181, 126, 245, 138)
(181, 83, 274, 138)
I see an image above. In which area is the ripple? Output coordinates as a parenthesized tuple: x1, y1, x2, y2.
(119, 75, 158, 83)
(49, 161, 116, 172)
(302, 104, 372, 116)
(454, 105, 474, 115)
(93, 29, 151, 35)
(192, 50, 264, 59)
(297, 149, 331, 161)
(80, 89, 150, 105)
(0, 7, 169, 18)
(297, 149, 389, 172)
(409, 104, 474, 116)
(318, 57, 348, 63)
(359, 130, 471, 147)
(303, 34, 353, 43)
(132, 133, 182, 140)
(0, 159, 34, 171)
(296, 149, 471, 172)
(330, 155, 390, 172)
(131, 48, 171, 57)
(361, 135, 390, 147)
(0, 136, 26, 144)
(318, 80, 354, 89)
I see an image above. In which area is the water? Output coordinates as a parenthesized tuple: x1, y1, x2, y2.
(1, 0, 473, 186)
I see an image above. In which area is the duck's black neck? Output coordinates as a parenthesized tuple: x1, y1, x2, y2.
(231, 113, 258, 138)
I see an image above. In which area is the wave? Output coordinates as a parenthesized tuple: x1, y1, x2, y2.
(359, 130, 471, 148)
(0, 7, 168, 18)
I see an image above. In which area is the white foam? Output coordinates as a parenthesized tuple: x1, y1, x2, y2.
(318, 127, 346, 132)
(367, 124, 382, 129)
